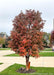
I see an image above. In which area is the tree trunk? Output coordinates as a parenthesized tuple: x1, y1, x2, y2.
(25, 54, 30, 71)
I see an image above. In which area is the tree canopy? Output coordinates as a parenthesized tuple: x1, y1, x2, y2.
(9, 9, 44, 57)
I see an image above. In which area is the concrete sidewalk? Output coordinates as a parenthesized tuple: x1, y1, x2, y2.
(0, 50, 54, 72)
(0, 50, 15, 56)
(40, 51, 54, 52)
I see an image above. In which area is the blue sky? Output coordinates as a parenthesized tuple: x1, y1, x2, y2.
(0, 0, 54, 35)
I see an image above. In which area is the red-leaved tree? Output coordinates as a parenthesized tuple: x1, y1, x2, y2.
(9, 10, 44, 71)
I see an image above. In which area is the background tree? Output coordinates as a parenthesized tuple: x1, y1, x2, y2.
(9, 10, 44, 71)
(5, 36, 11, 48)
(0, 37, 5, 44)
(43, 32, 50, 48)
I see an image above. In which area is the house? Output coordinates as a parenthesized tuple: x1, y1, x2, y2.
(0, 33, 8, 39)
(0, 32, 8, 48)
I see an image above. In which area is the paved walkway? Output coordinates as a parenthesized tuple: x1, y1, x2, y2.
(40, 51, 54, 52)
(0, 50, 54, 72)
(0, 50, 15, 56)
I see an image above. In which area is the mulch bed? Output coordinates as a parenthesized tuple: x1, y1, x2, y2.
(16, 67, 36, 73)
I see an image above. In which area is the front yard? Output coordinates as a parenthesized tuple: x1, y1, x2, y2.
(0, 63, 54, 75)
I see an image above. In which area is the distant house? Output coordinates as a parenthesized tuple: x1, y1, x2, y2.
(0, 33, 8, 48)
(0, 33, 8, 39)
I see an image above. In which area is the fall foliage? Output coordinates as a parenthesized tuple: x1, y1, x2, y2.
(9, 9, 44, 70)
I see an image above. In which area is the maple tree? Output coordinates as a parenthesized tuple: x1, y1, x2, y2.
(9, 10, 44, 71)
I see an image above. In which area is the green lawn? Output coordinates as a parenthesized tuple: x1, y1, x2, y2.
(43, 48, 52, 51)
(0, 63, 3, 65)
(39, 52, 54, 56)
(0, 48, 51, 51)
(5, 52, 54, 57)
(5, 53, 20, 57)
(0, 64, 54, 75)
(0, 48, 11, 50)
(5, 48, 54, 57)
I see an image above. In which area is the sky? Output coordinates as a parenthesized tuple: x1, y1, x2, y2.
(0, 0, 54, 36)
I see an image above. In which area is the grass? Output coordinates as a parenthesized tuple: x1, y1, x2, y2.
(39, 52, 54, 56)
(5, 53, 20, 57)
(0, 63, 54, 75)
(5, 52, 54, 57)
(0, 48, 51, 51)
(5, 48, 54, 57)
(0, 48, 11, 50)
(0, 63, 3, 65)
(43, 48, 52, 51)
